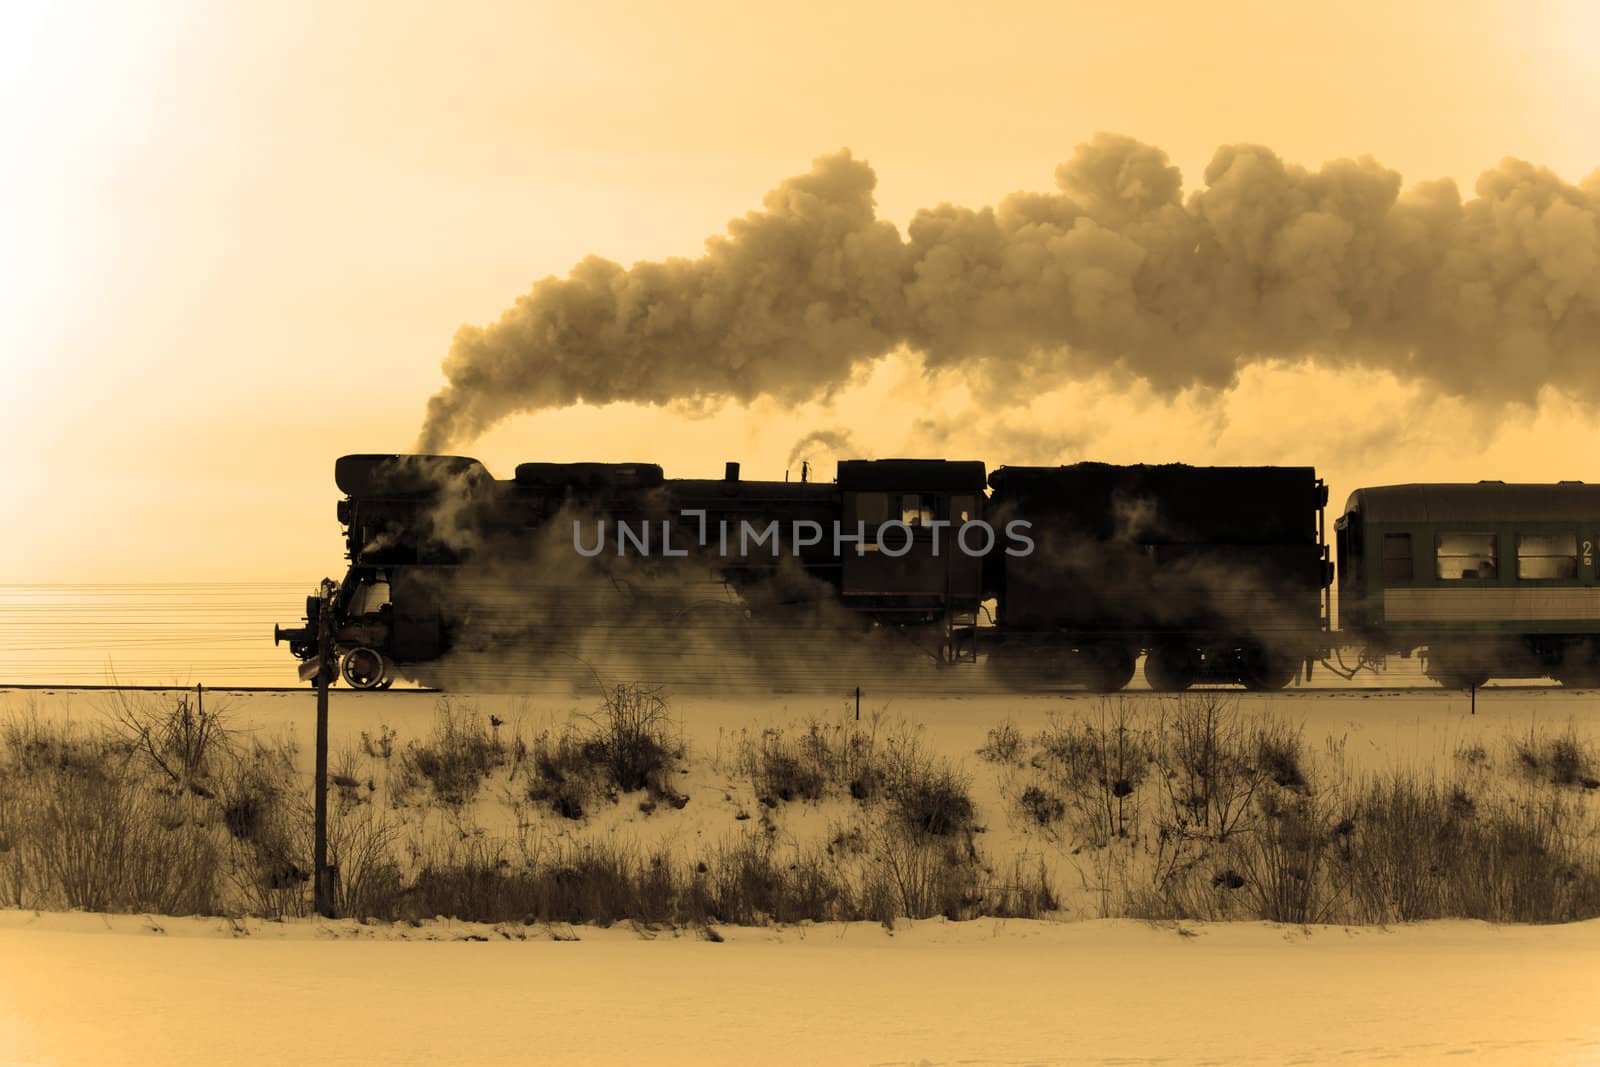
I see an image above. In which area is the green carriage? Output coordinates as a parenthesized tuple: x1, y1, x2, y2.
(1336, 482, 1600, 687)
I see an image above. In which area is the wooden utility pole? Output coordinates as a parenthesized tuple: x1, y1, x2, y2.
(313, 579, 335, 918)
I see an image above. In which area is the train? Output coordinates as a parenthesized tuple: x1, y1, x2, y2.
(274, 454, 1600, 691)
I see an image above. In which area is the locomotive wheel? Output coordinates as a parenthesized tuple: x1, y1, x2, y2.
(339, 647, 388, 690)
(1084, 645, 1136, 692)
(1144, 644, 1197, 692)
(1239, 643, 1296, 691)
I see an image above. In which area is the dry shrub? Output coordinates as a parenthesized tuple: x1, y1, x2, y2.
(1150, 691, 1269, 842)
(523, 684, 685, 819)
(525, 729, 609, 819)
(397, 698, 507, 807)
(977, 721, 1026, 765)
(744, 729, 829, 805)
(404, 837, 680, 927)
(1253, 717, 1309, 792)
(1032, 700, 1151, 845)
(218, 737, 313, 919)
(739, 715, 885, 807)
(884, 747, 975, 838)
(1018, 785, 1065, 828)
(328, 793, 404, 920)
(582, 684, 681, 794)
(1511, 725, 1600, 789)
(691, 835, 847, 926)
(1339, 775, 1600, 923)
(106, 689, 235, 798)
(0, 715, 223, 915)
(1129, 712, 1600, 925)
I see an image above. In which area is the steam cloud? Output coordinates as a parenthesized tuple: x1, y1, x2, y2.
(418, 135, 1600, 450)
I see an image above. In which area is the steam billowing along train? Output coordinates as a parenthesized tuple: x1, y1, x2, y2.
(275, 455, 1600, 691)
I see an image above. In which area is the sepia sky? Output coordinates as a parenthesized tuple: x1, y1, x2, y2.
(3, 0, 1597, 583)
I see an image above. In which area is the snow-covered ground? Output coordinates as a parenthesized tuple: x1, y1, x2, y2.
(3, 686, 1598, 1065)
(2, 910, 1598, 1066)
(8, 685, 1594, 878)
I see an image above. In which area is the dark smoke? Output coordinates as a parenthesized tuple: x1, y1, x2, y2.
(419, 135, 1600, 450)
(786, 428, 865, 471)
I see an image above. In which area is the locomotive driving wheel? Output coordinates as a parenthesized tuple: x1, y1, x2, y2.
(1144, 642, 1197, 692)
(1240, 643, 1296, 691)
(339, 647, 390, 690)
(1083, 644, 1136, 692)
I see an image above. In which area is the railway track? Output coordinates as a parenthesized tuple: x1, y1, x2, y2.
(0, 681, 1587, 696)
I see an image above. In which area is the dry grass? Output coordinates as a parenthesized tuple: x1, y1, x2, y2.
(4, 689, 1597, 929)
(522, 684, 686, 819)
(395, 698, 507, 807)
(739, 715, 886, 806)
(1511, 725, 1600, 789)
(1119, 696, 1600, 925)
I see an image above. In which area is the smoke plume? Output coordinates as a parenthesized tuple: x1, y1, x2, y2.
(786, 428, 865, 471)
(418, 135, 1600, 450)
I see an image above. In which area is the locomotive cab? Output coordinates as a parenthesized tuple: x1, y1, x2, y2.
(837, 459, 987, 659)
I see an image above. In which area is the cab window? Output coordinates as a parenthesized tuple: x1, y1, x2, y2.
(854, 492, 888, 525)
(898, 493, 936, 527)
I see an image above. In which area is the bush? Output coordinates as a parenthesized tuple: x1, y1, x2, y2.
(1338, 775, 1600, 923)
(1018, 785, 1065, 828)
(739, 716, 884, 807)
(1511, 726, 1599, 789)
(1, 719, 223, 915)
(1152, 692, 1270, 841)
(1033, 701, 1151, 845)
(217, 737, 313, 919)
(887, 755, 975, 838)
(583, 684, 681, 794)
(106, 689, 235, 798)
(977, 721, 1025, 765)
(523, 684, 685, 818)
(1253, 718, 1308, 792)
(397, 699, 506, 806)
(744, 729, 828, 806)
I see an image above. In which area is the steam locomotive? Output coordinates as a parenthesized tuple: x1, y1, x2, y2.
(274, 454, 1600, 691)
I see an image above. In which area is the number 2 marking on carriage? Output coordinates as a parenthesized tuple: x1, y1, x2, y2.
(1585, 539, 1594, 568)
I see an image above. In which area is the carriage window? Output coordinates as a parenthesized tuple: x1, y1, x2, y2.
(950, 495, 976, 524)
(1517, 533, 1578, 580)
(854, 492, 888, 525)
(1381, 533, 1413, 582)
(899, 493, 936, 527)
(1435, 532, 1498, 580)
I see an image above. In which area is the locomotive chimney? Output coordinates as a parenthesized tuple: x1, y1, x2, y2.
(724, 461, 740, 482)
